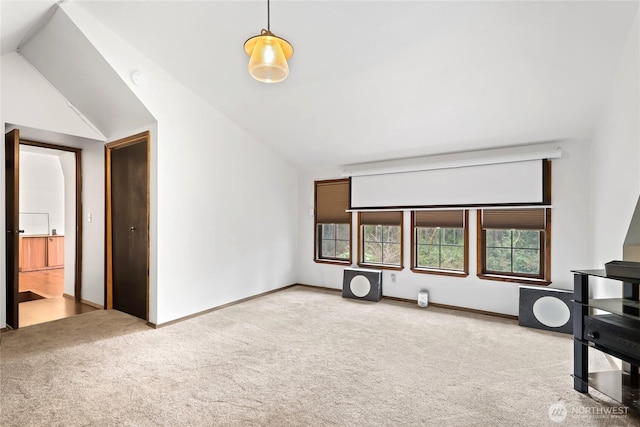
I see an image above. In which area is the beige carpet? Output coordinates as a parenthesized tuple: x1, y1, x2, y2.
(1, 286, 637, 426)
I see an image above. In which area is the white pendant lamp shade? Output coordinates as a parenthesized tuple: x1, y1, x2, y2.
(244, 30, 293, 83)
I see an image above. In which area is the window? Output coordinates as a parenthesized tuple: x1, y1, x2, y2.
(478, 208, 551, 284)
(315, 179, 351, 264)
(412, 210, 468, 276)
(358, 211, 403, 269)
(318, 224, 350, 260)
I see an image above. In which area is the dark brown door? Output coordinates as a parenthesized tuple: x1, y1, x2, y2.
(5, 129, 20, 329)
(110, 139, 148, 320)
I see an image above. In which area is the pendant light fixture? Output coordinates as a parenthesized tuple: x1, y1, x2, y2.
(244, 0, 293, 83)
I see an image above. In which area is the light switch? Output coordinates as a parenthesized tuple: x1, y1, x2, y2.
(88, 213, 92, 223)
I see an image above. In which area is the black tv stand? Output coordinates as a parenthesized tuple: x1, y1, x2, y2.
(572, 269, 640, 409)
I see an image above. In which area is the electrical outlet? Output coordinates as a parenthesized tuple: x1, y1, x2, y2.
(390, 273, 396, 283)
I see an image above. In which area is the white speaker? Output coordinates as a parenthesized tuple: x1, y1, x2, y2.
(342, 268, 382, 302)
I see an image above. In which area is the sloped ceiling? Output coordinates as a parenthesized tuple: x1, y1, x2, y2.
(3, 1, 639, 169)
(2, 52, 105, 141)
(19, 6, 155, 140)
(2, 1, 155, 141)
(0, 0, 55, 55)
(76, 1, 639, 169)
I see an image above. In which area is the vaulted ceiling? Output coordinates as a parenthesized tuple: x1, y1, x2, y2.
(2, 1, 638, 170)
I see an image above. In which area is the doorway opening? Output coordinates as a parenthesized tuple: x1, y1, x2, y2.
(5, 128, 96, 329)
(18, 141, 97, 327)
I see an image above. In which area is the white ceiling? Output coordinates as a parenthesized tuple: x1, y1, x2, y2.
(18, 6, 155, 140)
(0, 0, 56, 54)
(2, 1, 639, 170)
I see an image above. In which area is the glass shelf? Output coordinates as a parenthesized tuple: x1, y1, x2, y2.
(577, 338, 640, 367)
(586, 298, 640, 322)
(572, 269, 640, 284)
(588, 370, 640, 410)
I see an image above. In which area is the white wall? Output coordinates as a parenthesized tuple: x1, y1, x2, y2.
(589, 12, 640, 298)
(59, 151, 76, 297)
(64, 3, 298, 325)
(19, 151, 65, 235)
(75, 136, 106, 306)
(297, 140, 591, 316)
(1, 52, 104, 141)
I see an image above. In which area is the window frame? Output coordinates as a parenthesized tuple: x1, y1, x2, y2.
(411, 210, 469, 277)
(316, 223, 351, 263)
(314, 179, 352, 265)
(477, 208, 551, 285)
(357, 211, 404, 271)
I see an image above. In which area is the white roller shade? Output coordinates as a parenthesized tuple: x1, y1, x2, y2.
(350, 160, 548, 209)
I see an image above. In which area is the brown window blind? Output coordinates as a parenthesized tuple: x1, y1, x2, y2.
(315, 179, 350, 223)
(414, 210, 464, 228)
(360, 211, 402, 226)
(482, 208, 546, 230)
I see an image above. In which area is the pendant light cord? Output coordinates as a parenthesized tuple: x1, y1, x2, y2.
(267, 0, 270, 31)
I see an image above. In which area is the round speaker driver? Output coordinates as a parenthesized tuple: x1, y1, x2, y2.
(350, 275, 371, 298)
